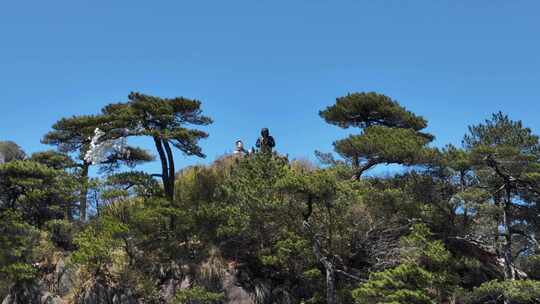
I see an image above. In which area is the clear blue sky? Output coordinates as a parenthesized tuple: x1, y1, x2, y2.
(1, 1, 539, 175)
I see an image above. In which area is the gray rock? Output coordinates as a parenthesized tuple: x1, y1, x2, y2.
(78, 282, 112, 304)
(112, 289, 137, 304)
(1, 282, 41, 304)
(55, 259, 74, 297)
(76, 282, 139, 304)
(159, 278, 180, 302)
(40, 292, 65, 304)
(222, 270, 255, 304)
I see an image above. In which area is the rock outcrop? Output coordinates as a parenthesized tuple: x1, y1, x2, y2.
(2, 253, 296, 304)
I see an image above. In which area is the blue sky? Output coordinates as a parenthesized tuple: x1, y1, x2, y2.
(1, 1, 539, 175)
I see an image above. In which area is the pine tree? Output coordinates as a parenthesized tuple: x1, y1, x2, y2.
(353, 224, 459, 304)
(277, 162, 366, 304)
(463, 112, 540, 302)
(42, 114, 153, 221)
(319, 92, 435, 178)
(0, 141, 26, 163)
(29, 150, 75, 170)
(0, 210, 41, 294)
(0, 160, 77, 227)
(101, 92, 213, 202)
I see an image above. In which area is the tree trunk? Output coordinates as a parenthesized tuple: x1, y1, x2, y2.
(460, 171, 469, 230)
(352, 155, 359, 169)
(502, 186, 515, 281)
(305, 220, 339, 304)
(162, 140, 177, 230)
(162, 140, 176, 202)
(501, 186, 514, 304)
(153, 137, 173, 201)
(355, 159, 378, 179)
(324, 260, 338, 304)
(79, 162, 90, 221)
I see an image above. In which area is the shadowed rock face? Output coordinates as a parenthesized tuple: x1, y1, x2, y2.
(157, 262, 258, 304)
(40, 258, 74, 299)
(76, 282, 137, 304)
(221, 262, 293, 304)
(2, 255, 78, 304)
(222, 265, 255, 304)
(1, 254, 296, 304)
(1, 283, 64, 304)
(1, 282, 41, 304)
(2, 254, 75, 304)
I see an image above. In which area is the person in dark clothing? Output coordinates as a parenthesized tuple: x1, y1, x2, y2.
(256, 128, 275, 153)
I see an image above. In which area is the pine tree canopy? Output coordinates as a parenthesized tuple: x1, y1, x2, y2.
(99, 92, 213, 202)
(319, 92, 428, 130)
(320, 92, 435, 177)
(464, 111, 540, 154)
(29, 150, 75, 170)
(42, 115, 108, 155)
(333, 126, 435, 171)
(0, 160, 77, 227)
(102, 92, 213, 157)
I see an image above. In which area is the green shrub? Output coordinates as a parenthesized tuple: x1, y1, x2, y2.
(466, 280, 540, 304)
(0, 211, 40, 284)
(174, 286, 224, 303)
(45, 219, 76, 250)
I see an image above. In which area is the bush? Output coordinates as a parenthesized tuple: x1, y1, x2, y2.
(174, 286, 224, 304)
(45, 219, 76, 250)
(0, 211, 40, 284)
(466, 280, 540, 304)
(352, 224, 459, 304)
(70, 217, 127, 280)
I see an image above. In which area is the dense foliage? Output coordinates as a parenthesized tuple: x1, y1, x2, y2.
(0, 92, 538, 303)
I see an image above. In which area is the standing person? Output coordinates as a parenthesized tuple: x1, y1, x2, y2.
(233, 139, 248, 156)
(256, 128, 275, 153)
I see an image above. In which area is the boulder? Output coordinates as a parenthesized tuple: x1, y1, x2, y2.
(2, 282, 41, 304)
